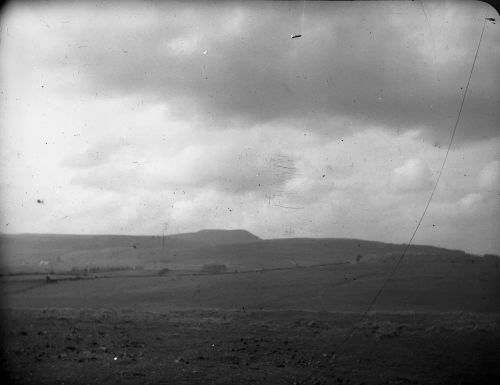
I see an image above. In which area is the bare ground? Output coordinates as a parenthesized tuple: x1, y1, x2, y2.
(2, 308, 499, 385)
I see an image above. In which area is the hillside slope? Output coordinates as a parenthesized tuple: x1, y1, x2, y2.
(178, 238, 466, 270)
(0, 232, 471, 274)
(167, 229, 262, 246)
(0, 234, 204, 273)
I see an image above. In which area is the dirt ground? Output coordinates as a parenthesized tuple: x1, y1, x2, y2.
(2, 308, 499, 385)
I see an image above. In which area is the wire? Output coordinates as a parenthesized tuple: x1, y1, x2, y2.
(332, 14, 489, 359)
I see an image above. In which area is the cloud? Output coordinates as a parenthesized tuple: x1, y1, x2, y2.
(458, 192, 483, 209)
(392, 158, 434, 193)
(3, 1, 498, 144)
(478, 160, 500, 191)
(66, 124, 302, 195)
(413, 191, 499, 256)
(62, 140, 128, 169)
(151, 143, 297, 194)
(2, 118, 499, 254)
(70, 165, 143, 192)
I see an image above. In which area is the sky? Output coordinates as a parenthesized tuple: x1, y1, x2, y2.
(0, 0, 499, 255)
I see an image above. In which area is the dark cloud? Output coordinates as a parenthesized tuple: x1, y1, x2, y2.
(20, 1, 500, 144)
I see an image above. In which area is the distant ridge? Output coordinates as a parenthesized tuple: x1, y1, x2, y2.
(167, 229, 262, 246)
(0, 230, 477, 275)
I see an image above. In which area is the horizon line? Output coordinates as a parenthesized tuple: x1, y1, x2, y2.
(0, 230, 474, 255)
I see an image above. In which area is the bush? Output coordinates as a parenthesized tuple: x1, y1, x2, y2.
(158, 268, 170, 275)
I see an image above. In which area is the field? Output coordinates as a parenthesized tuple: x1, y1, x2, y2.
(1, 231, 500, 384)
(2, 308, 499, 385)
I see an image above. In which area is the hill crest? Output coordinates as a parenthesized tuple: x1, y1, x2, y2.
(167, 229, 261, 246)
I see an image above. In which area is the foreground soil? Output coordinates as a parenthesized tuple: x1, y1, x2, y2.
(1, 308, 499, 385)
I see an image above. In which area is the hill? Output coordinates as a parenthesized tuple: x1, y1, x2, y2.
(0, 231, 471, 275)
(0, 230, 263, 274)
(180, 237, 467, 270)
(0, 233, 203, 274)
(167, 229, 262, 246)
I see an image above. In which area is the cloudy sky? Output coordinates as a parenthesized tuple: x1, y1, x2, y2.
(1, 0, 499, 254)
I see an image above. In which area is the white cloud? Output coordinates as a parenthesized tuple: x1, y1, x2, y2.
(62, 140, 129, 169)
(458, 192, 483, 209)
(478, 160, 500, 191)
(392, 158, 434, 192)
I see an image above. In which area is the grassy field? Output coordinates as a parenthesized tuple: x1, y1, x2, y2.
(3, 254, 499, 313)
